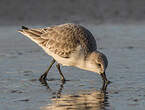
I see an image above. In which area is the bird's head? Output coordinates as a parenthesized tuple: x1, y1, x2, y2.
(85, 51, 109, 84)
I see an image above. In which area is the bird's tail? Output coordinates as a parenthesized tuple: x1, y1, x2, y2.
(18, 26, 45, 44)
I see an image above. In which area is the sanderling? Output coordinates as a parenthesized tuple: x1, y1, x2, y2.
(18, 23, 109, 84)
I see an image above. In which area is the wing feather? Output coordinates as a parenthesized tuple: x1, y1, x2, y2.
(19, 24, 97, 58)
(40, 24, 97, 58)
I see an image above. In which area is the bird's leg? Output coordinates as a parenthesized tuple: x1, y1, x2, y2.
(56, 64, 66, 82)
(39, 59, 55, 81)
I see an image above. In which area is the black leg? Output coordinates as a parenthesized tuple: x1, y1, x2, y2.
(56, 64, 66, 82)
(39, 59, 55, 81)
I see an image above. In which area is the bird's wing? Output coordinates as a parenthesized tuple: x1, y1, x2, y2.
(19, 24, 97, 58)
(40, 24, 79, 58)
(40, 24, 97, 58)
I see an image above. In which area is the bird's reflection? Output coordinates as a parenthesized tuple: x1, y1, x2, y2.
(40, 79, 65, 98)
(40, 79, 110, 110)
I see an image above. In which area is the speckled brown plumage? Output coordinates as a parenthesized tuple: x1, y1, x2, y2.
(18, 23, 109, 83)
(19, 23, 97, 58)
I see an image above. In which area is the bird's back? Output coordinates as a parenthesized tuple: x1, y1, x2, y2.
(19, 23, 97, 58)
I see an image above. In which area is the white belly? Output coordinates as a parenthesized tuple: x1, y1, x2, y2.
(43, 48, 77, 66)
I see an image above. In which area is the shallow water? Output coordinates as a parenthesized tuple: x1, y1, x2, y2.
(0, 24, 145, 110)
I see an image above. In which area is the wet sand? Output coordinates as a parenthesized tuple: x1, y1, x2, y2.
(0, 24, 145, 110)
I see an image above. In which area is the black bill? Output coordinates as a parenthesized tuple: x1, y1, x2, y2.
(100, 72, 110, 84)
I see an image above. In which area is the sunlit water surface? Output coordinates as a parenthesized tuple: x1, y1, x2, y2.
(0, 24, 145, 110)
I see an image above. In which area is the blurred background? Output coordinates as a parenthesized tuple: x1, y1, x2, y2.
(1, 0, 145, 26)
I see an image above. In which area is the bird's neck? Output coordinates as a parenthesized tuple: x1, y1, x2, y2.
(75, 52, 97, 73)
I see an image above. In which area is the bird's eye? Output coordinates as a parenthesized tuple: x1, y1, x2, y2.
(97, 63, 101, 67)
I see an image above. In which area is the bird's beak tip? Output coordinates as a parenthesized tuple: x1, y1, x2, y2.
(100, 72, 111, 84)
